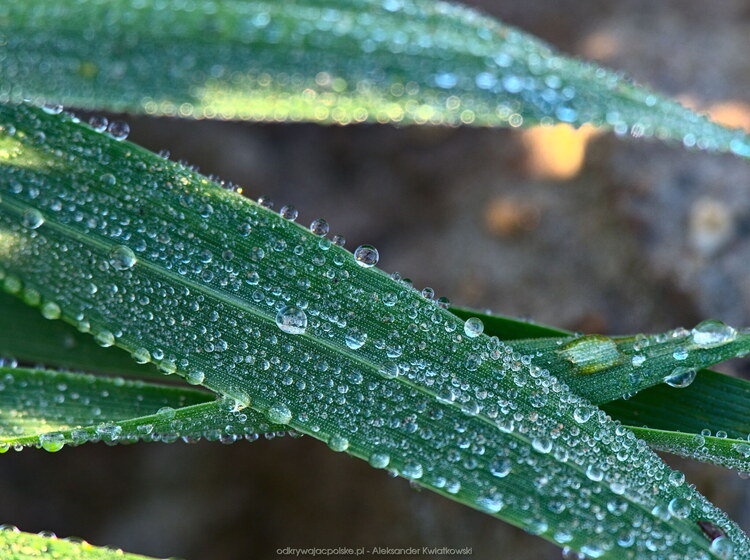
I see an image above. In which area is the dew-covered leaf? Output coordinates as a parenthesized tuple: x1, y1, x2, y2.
(0, 366, 287, 450)
(0, 525, 163, 560)
(512, 326, 750, 405)
(0, 291, 160, 377)
(3, 0, 750, 159)
(603, 370, 750, 443)
(1, 102, 748, 558)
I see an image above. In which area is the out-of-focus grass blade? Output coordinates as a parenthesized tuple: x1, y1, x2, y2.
(0, 526, 162, 560)
(0, 103, 743, 558)
(0, 291, 159, 377)
(3, 0, 750, 159)
(0, 367, 285, 450)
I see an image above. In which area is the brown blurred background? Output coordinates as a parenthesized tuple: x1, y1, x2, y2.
(3, 1, 750, 558)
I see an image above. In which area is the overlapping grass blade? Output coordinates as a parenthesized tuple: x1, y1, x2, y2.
(3, 0, 750, 159)
(0, 102, 747, 558)
(0, 291, 159, 377)
(603, 371, 750, 441)
(0, 526, 161, 560)
(0, 366, 287, 449)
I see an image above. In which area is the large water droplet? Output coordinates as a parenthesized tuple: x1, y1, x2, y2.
(22, 208, 44, 229)
(107, 120, 130, 141)
(109, 245, 137, 271)
(710, 536, 735, 559)
(309, 219, 329, 236)
(463, 317, 484, 338)
(40, 302, 61, 320)
(691, 320, 737, 348)
(344, 329, 367, 350)
(267, 403, 292, 424)
(369, 452, 390, 468)
(328, 434, 349, 452)
(39, 432, 65, 452)
(664, 366, 696, 388)
(354, 244, 379, 268)
(275, 306, 308, 335)
(489, 458, 511, 478)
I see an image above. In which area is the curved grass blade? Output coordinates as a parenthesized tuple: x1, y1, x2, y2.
(0, 103, 747, 558)
(3, 0, 750, 159)
(628, 426, 750, 473)
(0, 291, 160, 377)
(0, 366, 286, 449)
(450, 306, 568, 339)
(512, 331, 750, 405)
(0, 526, 162, 560)
(603, 370, 750, 440)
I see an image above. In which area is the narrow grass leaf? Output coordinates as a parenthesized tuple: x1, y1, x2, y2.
(0, 526, 162, 560)
(0, 291, 160, 377)
(0, 103, 747, 558)
(3, 0, 750, 158)
(0, 366, 284, 450)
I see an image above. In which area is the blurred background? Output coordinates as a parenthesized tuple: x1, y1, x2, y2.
(3, 0, 750, 558)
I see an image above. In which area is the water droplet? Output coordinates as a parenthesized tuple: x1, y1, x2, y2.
(328, 434, 349, 452)
(585, 465, 604, 482)
(22, 208, 44, 229)
(668, 497, 691, 519)
(345, 329, 367, 350)
(369, 452, 390, 468)
(108, 245, 137, 271)
(476, 494, 504, 513)
(710, 536, 735, 559)
(421, 287, 435, 299)
(672, 346, 688, 360)
(185, 370, 206, 385)
(275, 306, 308, 335)
(267, 403, 292, 425)
(279, 205, 298, 221)
(631, 354, 646, 367)
(332, 234, 346, 247)
(257, 195, 273, 209)
(88, 115, 108, 132)
(107, 121, 130, 141)
(41, 302, 61, 320)
(489, 458, 511, 478)
(354, 244, 379, 267)
(572, 407, 593, 424)
(463, 317, 484, 338)
(39, 432, 65, 452)
(132, 347, 151, 364)
(664, 366, 696, 388)
(691, 320, 737, 348)
(401, 461, 423, 479)
(532, 437, 552, 454)
(94, 330, 115, 347)
(309, 219, 329, 236)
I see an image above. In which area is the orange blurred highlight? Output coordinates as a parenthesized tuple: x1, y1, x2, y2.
(706, 101, 750, 132)
(484, 197, 540, 237)
(521, 124, 599, 180)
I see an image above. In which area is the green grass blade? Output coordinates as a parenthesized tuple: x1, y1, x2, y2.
(628, 427, 750, 474)
(450, 305, 568, 339)
(1, 102, 747, 558)
(0, 291, 160, 377)
(3, 0, 750, 159)
(603, 370, 750, 440)
(0, 366, 281, 449)
(0, 526, 161, 560)
(513, 332, 750, 405)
